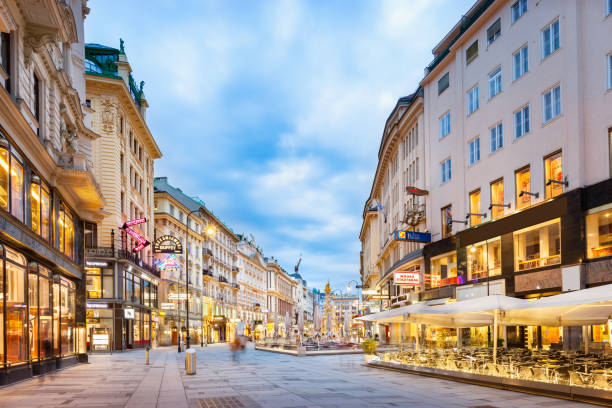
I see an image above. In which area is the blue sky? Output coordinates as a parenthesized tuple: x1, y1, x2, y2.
(86, 0, 473, 291)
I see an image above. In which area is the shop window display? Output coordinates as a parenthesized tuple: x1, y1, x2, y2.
(515, 166, 531, 210)
(0, 143, 26, 221)
(6, 248, 27, 364)
(467, 237, 501, 281)
(86, 268, 101, 298)
(430, 252, 457, 288)
(58, 205, 74, 259)
(60, 278, 76, 355)
(586, 207, 612, 258)
(490, 178, 505, 218)
(30, 180, 51, 240)
(514, 219, 561, 271)
(469, 190, 482, 226)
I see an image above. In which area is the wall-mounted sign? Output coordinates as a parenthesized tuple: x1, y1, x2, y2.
(394, 271, 420, 286)
(395, 230, 431, 243)
(161, 303, 176, 310)
(86, 303, 109, 309)
(86, 261, 109, 268)
(124, 308, 135, 319)
(153, 235, 183, 254)
(168, 293, 187, 300)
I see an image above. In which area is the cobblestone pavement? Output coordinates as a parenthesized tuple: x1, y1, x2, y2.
(0, 344, 597, 408)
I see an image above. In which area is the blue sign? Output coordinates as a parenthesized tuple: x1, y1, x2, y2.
(395, 230, 431, 243)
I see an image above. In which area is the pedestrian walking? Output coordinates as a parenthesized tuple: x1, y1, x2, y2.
(230, 336, 241, 363)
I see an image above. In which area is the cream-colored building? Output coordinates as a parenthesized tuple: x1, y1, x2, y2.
(360, 0, 612, 349)
(360, 90, 426, 313)
(153, 177, 205, 346)
(0, 0, 106, 383)
(84, 40, 162, 350)
(265, 257, 297, 337)
(236, 235, 267, 339)
(201, 206, 239, 343)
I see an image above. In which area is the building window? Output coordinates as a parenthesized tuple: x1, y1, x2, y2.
(169, 204, 175, 217)
(467, 237, 501, 281)
(468, 138, 480, 166)
(542, 85, 561, 122)
(33, 73, 41, 123)
(120, 153, 124, 174)
(514, 219, 561, 271)
(487, 18, 501, 45)
(586, 206, 612, 258)
(441, 158, 451, 183)
(58, 205, 74, 259)
(120, 192, 124, 214)
(439, 112, 450, 138)
(544, 151, 563, 199)
(469, 189, 482, 226)
(430, 251, 457, 288)
(488, 67, 502, 99)
(515, 166, 532, 210)
(30, 178, 51, 241)
(120, 117, 124, 134)
(490, 178, 505, 218)
(466, 40, 478, 65)
(511, 0, 527, 23)
(441, 205, 452, 238)
(513, 44, 528, 80)
(514, 105, 530, 138)
(9, 154, 24, 222)
(490, 123, 503, 153)
(0, 31, 10, 92)
(438, 72, 449, 94)
(467, 85, 479, 115)
(542, 19, 560, 59)
(84, 222, 97, 248)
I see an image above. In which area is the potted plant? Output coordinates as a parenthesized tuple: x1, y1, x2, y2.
(361, 338, 379, 363)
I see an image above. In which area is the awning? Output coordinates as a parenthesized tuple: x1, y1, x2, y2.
(504, 284, 612, 326)
(356, 303, 435, 323)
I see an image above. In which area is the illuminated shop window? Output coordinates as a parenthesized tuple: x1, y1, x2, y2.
(544, 151, 563, 199)
(467, 237, 501, 281)
(430, 252, 457, 288)
(490, 178, 505, 218)
(586, 207, 612, 259)
(514, 219, 561, 271)
(58, 205, 74, 259)
(30, 178, 51, 240)
(469, 189, 482, 226)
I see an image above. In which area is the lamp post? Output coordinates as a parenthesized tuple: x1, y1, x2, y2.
(346, 279, 362, 340)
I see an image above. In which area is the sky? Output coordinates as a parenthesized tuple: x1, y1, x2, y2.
(85, 0, 474, 292)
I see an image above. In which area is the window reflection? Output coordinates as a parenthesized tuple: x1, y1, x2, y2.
(514, 219, 561, 271)
(586, 208, 612, 258)
(430, 252, 457, 288)
(467, 237, 501, 281)
(515, 167, 531, 209)
(544, 152, 563, 199)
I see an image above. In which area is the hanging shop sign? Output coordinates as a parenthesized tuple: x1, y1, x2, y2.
(121, 219, 150, 253)
(124, 308, 135, 319)
(161, 303, 176, 310)
(153, 235, 183, 254)
(406, 186, 428, 196)
(394, 230, 431, 243)
(394, 271, 420, 286)
(86, 303, 109, 309)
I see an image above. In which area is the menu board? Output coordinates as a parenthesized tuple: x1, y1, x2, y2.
(91, 327, 111, 352)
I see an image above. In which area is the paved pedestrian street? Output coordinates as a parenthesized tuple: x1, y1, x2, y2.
(0, 344, 597, 408)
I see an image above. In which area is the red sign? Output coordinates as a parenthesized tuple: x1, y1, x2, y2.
(124, 218, 147, 227)
(394, 271, 420, 286)
(406, 186, 428, 196)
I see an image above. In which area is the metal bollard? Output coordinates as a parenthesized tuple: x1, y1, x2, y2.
(185, 348, 196, 375)
(145, 346, 150, 365)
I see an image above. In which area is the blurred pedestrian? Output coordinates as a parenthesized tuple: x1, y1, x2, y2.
(230, 336, 241, 363)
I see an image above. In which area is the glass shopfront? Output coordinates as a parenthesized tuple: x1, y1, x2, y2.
(514, 219, 561, 271)
(0, 245, 76, 368)
(430, 252, 457, 288)
(466, 237, 501, 281)
(586, 206, 612, 259)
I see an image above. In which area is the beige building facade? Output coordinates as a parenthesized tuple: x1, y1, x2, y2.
(236, 236, 267, 339)
(83, 41, 162, 351)
(265, 257, 296, 337)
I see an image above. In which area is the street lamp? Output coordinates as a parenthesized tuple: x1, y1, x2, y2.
(201, 224, 215, 347)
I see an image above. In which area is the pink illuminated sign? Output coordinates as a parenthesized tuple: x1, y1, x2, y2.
(124, 218, 147, 228)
